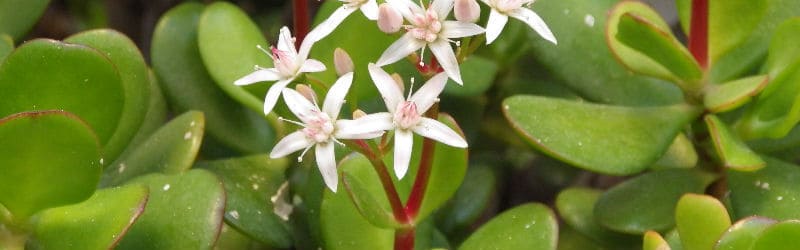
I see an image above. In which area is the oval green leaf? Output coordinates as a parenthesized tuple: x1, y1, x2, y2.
(116, 170, 225, 250)
(706, 114, 765, 171)
(764, 18, 800, 77)
(704, 75, 769, 113)
(716, 216, 777, 250)
(556, 188, 637, 244)
(443, 55, 498, 97)
(0, 110, 102, 220)
(123, 70, 167, 151)
(675, 194, 731, 250)
(460, 203, 558, 250)
(708, 0, 767, 65)
(728, 156, 800, 220)
(503, 95, 701, 175)
(643, 231, 671, 250)
(0, 0, 49, 40)
(0, 34, 12, 63)
(342, 170, 403, 229)
(736, 61, 800, 139)
(101, 111, 205, 187)
(595, 169, 716, 234)
(436, 164, 497, 236)
(30, 184, 149, 250)
(652, 134, 698, 170)
(751, 220, 800, 250)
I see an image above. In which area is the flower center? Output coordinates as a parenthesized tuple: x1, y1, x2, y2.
(271, 47, 297, 77)
(394, 101, 421, 129)
(408, 9, 442, 43)
(302, 110, 335, 143)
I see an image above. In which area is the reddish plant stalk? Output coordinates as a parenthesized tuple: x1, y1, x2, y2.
(688, 0, 708, 69)
(292, 0, 310, 47)
(351, 140, 410, 223)
(394, 228, 415, 250)
(404, 105, 439, 219)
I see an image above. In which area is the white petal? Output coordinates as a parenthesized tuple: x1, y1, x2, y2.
(485, 9, 508, 44)
(428, 39, 462, 85)
(263, 78, 293, 114)
(306, 6, 357, 43)
(323, 72, 354, 118)
(360, 0, 380, 20)
(413, 117, 468, 147)
(376, 33, 426, 67)
(316, 143, 339, 192)
(299, 59, 327, 73)
(368, 63, 405, 111)
(430, 0, 454, 19)
(409, 72, 447, 112)
(234, 69, 281, 86)
(270, 131, 314, 158)
(335, 112, 394, 138)
(441, 21, 485, 38)
(282, 88, 321, 123)
(393, 130, 414, 179)
(297, 34, 315, 62)
(509, 8, 557, 45)
(278, 26, 298, 57)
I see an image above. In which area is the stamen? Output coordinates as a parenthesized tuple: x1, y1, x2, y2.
(297, 146, 313, 162)
(331, 138, 346, 147)
(278, 117, 307, 127)
(408, 77, 415, 99)
(256, 45, 272, 59)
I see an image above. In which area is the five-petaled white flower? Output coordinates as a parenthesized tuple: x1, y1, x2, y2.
(270, 72, 383, 192)
(234, 26, 327, 115)
(483, 0, 556, 45)
(306, 0, 380, 42)
(338, 64, 468, 179)
(376, 0, 484, 85)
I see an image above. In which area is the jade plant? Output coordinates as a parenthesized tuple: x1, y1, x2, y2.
(1, 0, 800, 249)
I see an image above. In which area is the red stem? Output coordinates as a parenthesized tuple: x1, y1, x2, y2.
(688, 0, 708, 69)
(292, 0, 310, 47)
(404, 106, 439, 219)
(351, 140, 410, 224)
(394, 228, 415, 250)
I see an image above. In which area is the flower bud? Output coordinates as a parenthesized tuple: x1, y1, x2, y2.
(295, 84, 318, 103)
(378, 3, 403, 34)
(352, 109, 368, 119)
(391, 73, 405, 93)
(454, 0, 480, 23)
(333, 48, 354, 76)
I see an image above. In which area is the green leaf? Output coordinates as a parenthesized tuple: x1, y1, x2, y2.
(665, 229, 684, 250)
(556, 188, 637, 244)
(614, 13, 701, 85)
(30, 184, 149, 250)
(342, 171, 403, 229)
(706, 115, 765, 171)
(652, 134, 698, 169)
(708, 0, 768, 65)
(764, 18, 800, 77)
(436, 165, 497, 236)
(0, 39, 124, 147)
(123, 70, 167, 151)
(728, 156, 800, 220)
(0, 0, 49, 40)
(0, 110, 102, 220)
(704, 75, 769, 113)
(459, 203, 558, 250)
(443, 55, 498, 97)
(558, 226, 607, 250)
(527, 0, 683, 106)
(737, 61, 800, 139)
(675, 194, 731, 250)
(65, 29, 151, 163)
(503, 95, 701, 175)
(0, 34, 12, 62)
(116, 170, 225, 250)
(101, 111, 205, 187)
(195, 155, 292, 247)
(716, 216, 777, 250)
(751, 220, 800, 250)
(152, 2, 275, 155)
(595, 169, 716, 234)
(197, 1, 271, 113)
(643, 231, 671, 250)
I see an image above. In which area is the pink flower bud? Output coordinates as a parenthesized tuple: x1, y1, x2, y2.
(333, 48, 354, 76)
(295, 84, 318, 103)
(378, 4, 403, 34)
(454, 0, 480, 23)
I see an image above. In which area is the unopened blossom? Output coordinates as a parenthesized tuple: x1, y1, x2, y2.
(270, 72, 383, 192)
(482, 0, 556, 45)
(338, 64, 468, 179)
(333, 48, 354, 76)
(234, 26, 326, 114)
(377, 0, 485, 85)
(378, 3, 403, 33)
(305, 0, 379, 42)
(454, 0, 480, 23)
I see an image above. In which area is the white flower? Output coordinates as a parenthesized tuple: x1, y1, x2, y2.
(234, 26, 327, 115)
(269, 72, 383, 192)
(305, 0, 380, 42)
(483, 0, 556, 45)
(338, 64, 468, 179)
(376, 0, 484, 85)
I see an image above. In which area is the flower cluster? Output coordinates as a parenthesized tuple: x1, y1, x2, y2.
(234, 0, 555, 192)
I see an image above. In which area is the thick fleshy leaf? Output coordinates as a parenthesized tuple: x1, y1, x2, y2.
(556, 188, 637, 244)
(715, 216, 777, 250)
(704, 75, 769, 113)
(675, 194, 731, 250)
(0, 34, 12, 62)
(706, 115, 765, 171)
(643, 231, 670, 250)
(30, 185, 149, 250)
(123, 70, 167, 151)
(503, 95, 701, 175)
(197, 1, 272, 113)
(558, 226, 606, 250)
(751, 220, 800, 250)
(764, 18, 800, 77)
(342, 171, 403, 229)
(65, 29, 151, 163)
(101, 111, 204, 187)
(728, 156, 800, 220)
(606, 1, 678, 82)
(0, 111, 102, 220)
(707, 0, 767, 65)
(151, 2, 274, 156)
(614, 12, 701, 86)
(527, 0, 682, 106)
(195, 155, 292, 247)
(435, 165, 496, 236)
(736, 61, 800, 139)
(595, 169, 716, 234)
(443, 55, 498, 97)
(652, 134, 698, 169)
(0, 0, 49, 40)
(0, 39, 124, 147)
(459, 203, 558, 250)
(116, 170, 225, 250)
